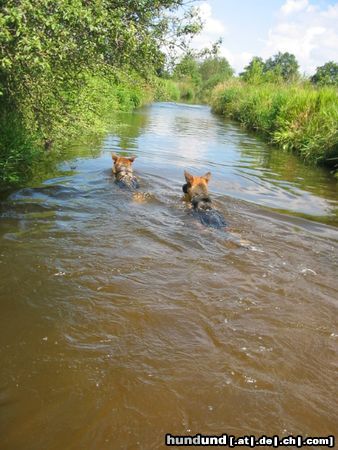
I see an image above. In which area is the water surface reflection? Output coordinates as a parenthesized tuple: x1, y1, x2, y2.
(0, 103, 337, 450)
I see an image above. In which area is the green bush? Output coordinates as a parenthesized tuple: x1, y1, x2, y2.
(154, 79, 181, 101)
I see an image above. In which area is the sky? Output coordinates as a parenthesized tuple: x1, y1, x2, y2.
(188, 0, 338, 74)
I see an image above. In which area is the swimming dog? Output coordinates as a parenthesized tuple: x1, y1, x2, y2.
(182, 170, 227, 228)
(112, 154, 139, 190)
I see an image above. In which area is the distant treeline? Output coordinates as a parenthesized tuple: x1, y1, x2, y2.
(240, 53, 338, 86)
(166, 51, 338, 99)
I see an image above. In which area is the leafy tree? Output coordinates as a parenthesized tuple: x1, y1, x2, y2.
(197, 56, 234, 96)
(264, 52, 299, 81)
(240, 57, 264, 83)
(173, 53, 233, 85)
(0, 0, 201, 141)
(311, 61, 338, 86)
(199, 57, 233, 82)
(173, 53, 201, 85)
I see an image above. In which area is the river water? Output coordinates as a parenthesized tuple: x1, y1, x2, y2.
(0, 103, 337, 449)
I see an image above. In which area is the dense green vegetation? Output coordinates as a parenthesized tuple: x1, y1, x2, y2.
(0, 71, 158, 186)
(311, 62, 338, 87)
(0, 0, 200, 187)
(204, 54, 338, 170)
(211, 80, 338, 166)
(168, 52, 234, 101)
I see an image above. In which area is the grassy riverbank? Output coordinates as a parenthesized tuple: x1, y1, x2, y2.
(0, 73, 180, 189)
(211, 80, 338, 169)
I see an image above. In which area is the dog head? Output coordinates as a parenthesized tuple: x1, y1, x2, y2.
(112, 154, 136, 173)
(182, 170, 211, 201)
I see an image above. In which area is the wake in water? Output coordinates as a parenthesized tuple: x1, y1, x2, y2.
(191, 207, 227, 228)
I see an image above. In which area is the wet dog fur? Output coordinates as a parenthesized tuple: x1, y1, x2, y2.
(112, 154, 139, 190)
(183, 170, 227, 228)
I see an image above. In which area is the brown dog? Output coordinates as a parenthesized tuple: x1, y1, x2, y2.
(112, 154, 139, 190)
(183, 170, 227, 228)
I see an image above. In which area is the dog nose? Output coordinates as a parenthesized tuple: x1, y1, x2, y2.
(182, 183, 188, 194)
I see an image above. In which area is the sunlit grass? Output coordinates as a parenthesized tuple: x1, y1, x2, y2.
(211, 80, 338, 168)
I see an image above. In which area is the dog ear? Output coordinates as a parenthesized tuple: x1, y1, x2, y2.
(128, 156, 136, 163)
(112, 154, 118, 162)
(184, 170, 194, 184)
(203, 172, 211, 183)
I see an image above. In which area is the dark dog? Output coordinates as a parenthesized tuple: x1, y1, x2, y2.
(112, 154, 139, 190)
(182, 170, 227, 228)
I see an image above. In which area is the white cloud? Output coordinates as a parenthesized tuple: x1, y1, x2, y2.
(263, 0, 338, 74)
(281, 0, 310, 15)
(189, 2, 226, 51)
(220, 49, 253, 73)
(321, 3, 338, 19)
(190, 2, 252, 73)
(189, 1, 338, 76)
(198, 2, 225, 35)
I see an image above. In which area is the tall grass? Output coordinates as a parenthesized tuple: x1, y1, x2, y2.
(0, 110, 41, 186)
(211, 80, 338, 167)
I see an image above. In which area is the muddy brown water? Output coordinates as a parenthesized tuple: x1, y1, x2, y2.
(0, 103, 337, 450)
